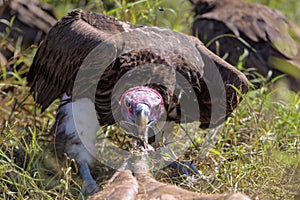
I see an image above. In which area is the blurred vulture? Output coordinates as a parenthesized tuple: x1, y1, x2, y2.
(0, 0, 57, 63)
(27, 9, 248, 196)
(190, 0, 300, 91)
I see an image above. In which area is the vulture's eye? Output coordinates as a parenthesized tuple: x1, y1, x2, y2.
(153, 104, 160, 110)
(125, 98, 131, 108)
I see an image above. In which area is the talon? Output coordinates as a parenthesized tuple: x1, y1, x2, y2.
(169, 161, 201, 177)
(81, 179, 101, 196)
(169, 161, 212, 185)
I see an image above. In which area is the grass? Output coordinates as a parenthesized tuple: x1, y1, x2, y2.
(1, 0, 300, 199)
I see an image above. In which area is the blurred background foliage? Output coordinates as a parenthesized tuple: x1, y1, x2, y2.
(247, 0, 300, 25)
(41, 0, 194, 32)
(39, 0, 300, 29)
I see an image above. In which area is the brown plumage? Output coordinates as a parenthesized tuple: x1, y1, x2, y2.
(0, 0, 57, 59)
(190, 0, 300, 91)
(27, 9, 248, 196)
(27, 9, 248, 128)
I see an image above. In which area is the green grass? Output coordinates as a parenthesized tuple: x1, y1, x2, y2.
(1, 0, 300, 199)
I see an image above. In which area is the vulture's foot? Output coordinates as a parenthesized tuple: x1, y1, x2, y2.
(81, 179, 101, 196)
(80, 163, 101, 196)
(169, 161, 201, 176)
(169, 161, 204, 185)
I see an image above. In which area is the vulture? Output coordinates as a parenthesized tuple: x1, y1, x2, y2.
(190, 0, 300, 91)
(27, 9, 248, 196)
(0, 0, 57, 60)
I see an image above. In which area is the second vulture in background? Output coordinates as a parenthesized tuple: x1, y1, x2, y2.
(190, 0, 300, 91)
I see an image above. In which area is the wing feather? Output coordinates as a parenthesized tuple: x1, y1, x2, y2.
(187, 36, 248, 128)
(27, 9, 137, 110)
(192, 0, 300, 90)
(197, 0, 300, 59)
(28, 9, 248, 128)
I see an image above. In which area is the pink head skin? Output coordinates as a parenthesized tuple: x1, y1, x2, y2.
(120, 86, 164, 134)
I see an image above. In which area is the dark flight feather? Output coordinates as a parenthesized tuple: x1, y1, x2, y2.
(191, 0, 300, 90)
(27, 9, 248, 128)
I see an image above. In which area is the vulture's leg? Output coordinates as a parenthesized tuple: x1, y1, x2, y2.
(52, 94, 100, 196)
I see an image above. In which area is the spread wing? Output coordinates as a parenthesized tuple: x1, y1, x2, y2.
(27, 9, 137, 110)
(27, 9, 248, 128)
(192, 0, 300, 88)
(187, 36, 248, 128)
(199, 1, 300, 58)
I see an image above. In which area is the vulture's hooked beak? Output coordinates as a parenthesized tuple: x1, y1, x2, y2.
(134, 103, 150, 136)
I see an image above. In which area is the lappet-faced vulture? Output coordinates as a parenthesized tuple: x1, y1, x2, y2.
(190, 0, 300, 91)
(27, 9, 248, 196)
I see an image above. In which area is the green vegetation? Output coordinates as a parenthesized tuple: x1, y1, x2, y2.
(1, 0, 299, 199)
